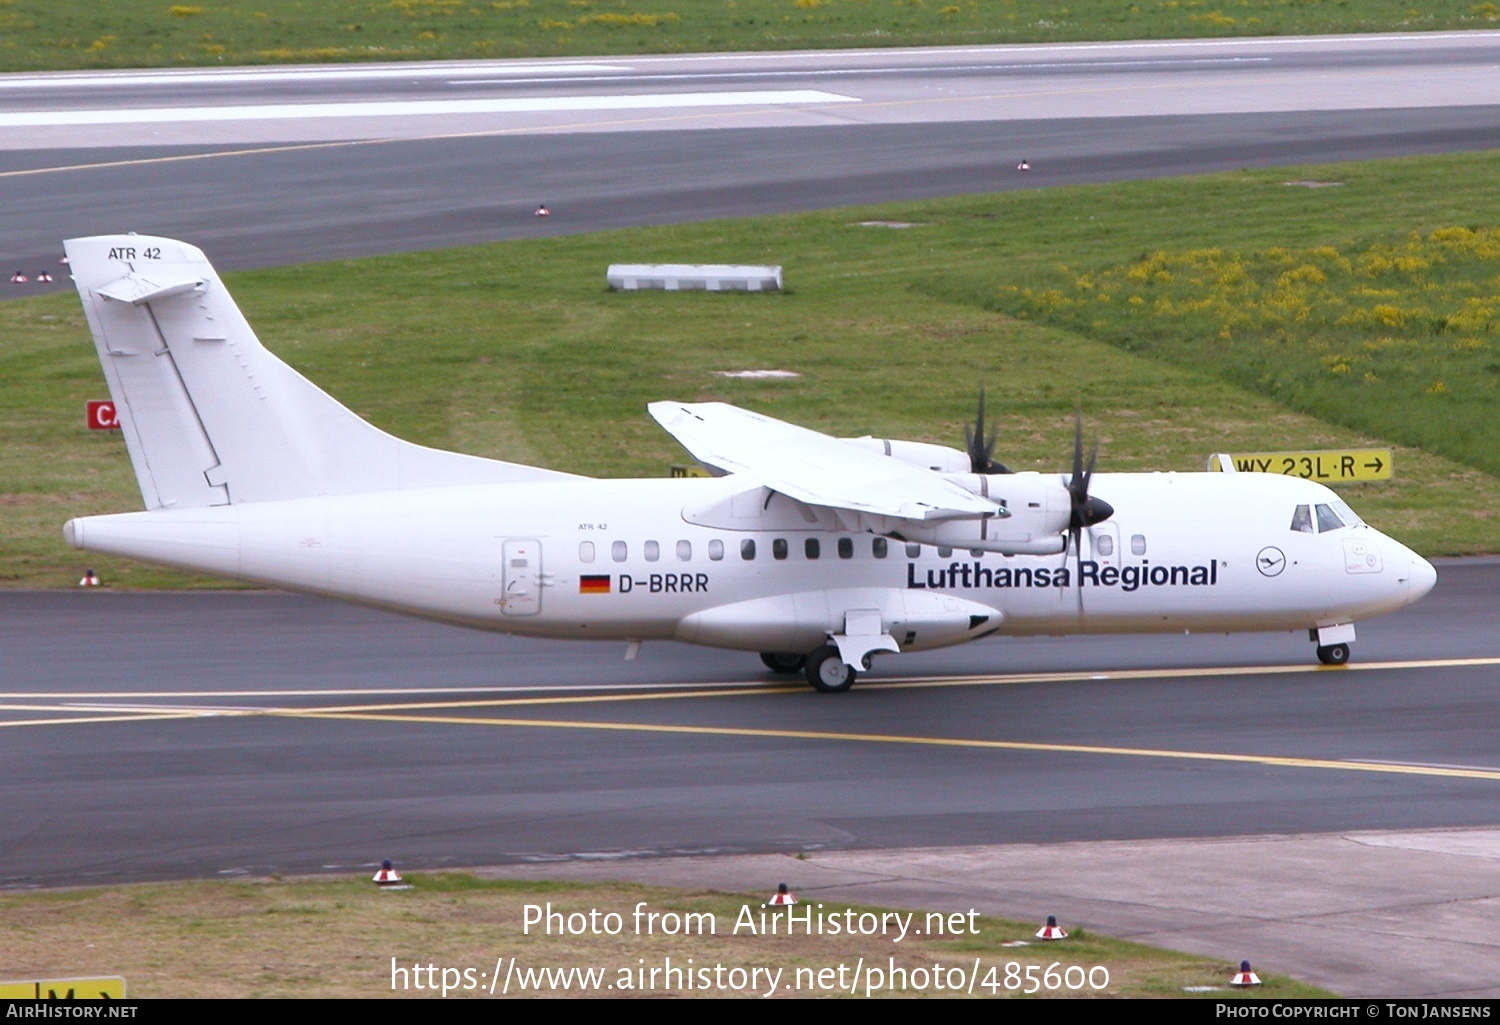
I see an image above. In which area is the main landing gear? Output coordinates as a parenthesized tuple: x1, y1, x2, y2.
(805, 645, 857, 693)
(760, 647, 866, 692)
(759, 652, 806, 674)
(1316, 643, 1351, 666)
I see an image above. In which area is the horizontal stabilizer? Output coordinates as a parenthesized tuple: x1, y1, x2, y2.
(94, 269, 207, 305)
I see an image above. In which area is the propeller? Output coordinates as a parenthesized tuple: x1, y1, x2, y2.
(1065, 408, 1114, 616)
(963, 386, 1012, 475)
(1066, 407, 1114, 550)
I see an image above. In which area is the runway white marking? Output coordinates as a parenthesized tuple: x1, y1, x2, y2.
(1350, 758, 1500, 774)
(63, 702, 254, 714)
(615, 31, 1500, 65)
(446, 57, 1273, 86)
(0, 679, 769, 700)
(0, 90, 859, 128)
(0, 64, 629, 90)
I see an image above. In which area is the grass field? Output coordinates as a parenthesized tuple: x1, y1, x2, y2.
(0, 0, 1496, 72)
(2, 150, 1497, 588)
(993, 229, 1500, 477)
(0, 873, 1331, 998)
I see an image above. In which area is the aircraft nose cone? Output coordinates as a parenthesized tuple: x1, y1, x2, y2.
(1408, 553, 1438, 603)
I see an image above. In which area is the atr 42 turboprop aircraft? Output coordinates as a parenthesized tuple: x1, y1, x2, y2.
(63, 235, 1437, 692)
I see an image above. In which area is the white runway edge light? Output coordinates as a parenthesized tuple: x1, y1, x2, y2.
(373, 859, 405, 887)
(1035, 914, 1067, 940)
(1230, 960, 1262, 986)
(768, 882, 798, 906)
(77, 567, 100, 587)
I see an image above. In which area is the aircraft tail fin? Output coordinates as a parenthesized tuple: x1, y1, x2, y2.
(67, 235, 574, 510)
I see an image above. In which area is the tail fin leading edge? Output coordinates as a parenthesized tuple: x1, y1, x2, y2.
(67, 235, 574, 510)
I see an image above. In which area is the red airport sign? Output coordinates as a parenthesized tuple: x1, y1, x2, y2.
(86, 400, 119, 430)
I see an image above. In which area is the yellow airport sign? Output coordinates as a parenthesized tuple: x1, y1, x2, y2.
(0, 977, 127, 999)
(1208, 450, 1392, 482)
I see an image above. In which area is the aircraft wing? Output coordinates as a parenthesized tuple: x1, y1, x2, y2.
(648, 401, 1000, 521)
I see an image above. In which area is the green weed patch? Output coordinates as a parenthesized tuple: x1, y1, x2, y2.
(992, 227, 1500, 476)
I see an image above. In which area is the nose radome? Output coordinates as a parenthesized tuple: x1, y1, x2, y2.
(1408, 554, 1438, 603)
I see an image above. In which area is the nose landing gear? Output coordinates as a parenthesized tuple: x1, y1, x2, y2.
(1312, 624, 1355, 666)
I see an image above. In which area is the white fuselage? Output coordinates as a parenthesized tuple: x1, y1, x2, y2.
(66, 469, 1435, 655)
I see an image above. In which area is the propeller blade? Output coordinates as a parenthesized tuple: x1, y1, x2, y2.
(963, 386, 1010, 475)
(1062, 407, 1114, 617)
(1066, 408, 1114, 536)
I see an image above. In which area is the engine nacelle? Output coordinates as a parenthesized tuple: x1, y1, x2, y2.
(841, 436, 972, 474)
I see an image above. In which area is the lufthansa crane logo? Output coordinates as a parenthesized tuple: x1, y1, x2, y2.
(1256, 546, 1287, 577)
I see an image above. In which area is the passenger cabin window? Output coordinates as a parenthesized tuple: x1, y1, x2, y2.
(708, 539, 724, 561)
(772, 538, 788, 560)
(937, 546, 953, 558)
(579, 541, 595, 563)
(1131, 534, 1147, 556)
(1095, 534, 1114, 557)
(740, 539, 756, 560)
(805, 538, 820, 559)
(676, 540, 692, 561)
(644, 540, 660, 562)
(1290, 505, 1314, 533)
(970, 549, 984, 558)
(611, 540, 628, 562)
(872, 538, 888, 559)
(906, 543, 921, 558)
(838, 538, 854, 559)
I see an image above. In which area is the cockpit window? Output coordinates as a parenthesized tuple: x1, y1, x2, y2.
(1331, 499, 1363, 526)
(1290, 505, 1314, 533)
(1315, 503, 1345, 533)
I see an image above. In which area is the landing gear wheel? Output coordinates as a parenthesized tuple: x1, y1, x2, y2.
(1316, 643, 1351, 666)
(805, 645, 856, 693)
(760, 652, 807, 674)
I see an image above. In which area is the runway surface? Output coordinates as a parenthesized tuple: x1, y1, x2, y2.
(2, 32, 1497, 289)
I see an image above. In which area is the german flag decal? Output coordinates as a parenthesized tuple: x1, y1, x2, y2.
(579, 575, 611, 594)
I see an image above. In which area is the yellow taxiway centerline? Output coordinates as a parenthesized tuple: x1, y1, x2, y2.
(275, 708, 1500, 782)
(5, 654, 1497, 781)
(2, 654, 1495, 704)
